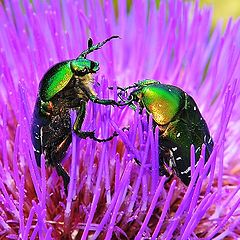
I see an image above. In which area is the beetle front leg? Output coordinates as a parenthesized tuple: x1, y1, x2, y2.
(90, 95, 122, 106)
(89, 94, 133, 107)
(81, 85, 127, 106)
(73, 101, 119, 142)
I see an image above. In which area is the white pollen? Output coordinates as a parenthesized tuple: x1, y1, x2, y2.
(196, 147, 201, 152)
(32, 146, 40, 153)
(181, 166, 191, 175)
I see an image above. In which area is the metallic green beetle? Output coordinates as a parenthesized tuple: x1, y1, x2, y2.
(31, 36, 122, 195)
(118, 79, 214, 185)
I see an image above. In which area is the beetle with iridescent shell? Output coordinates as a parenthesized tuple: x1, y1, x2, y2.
(118, 79, 214, 185)
(31, 36, 124, 195)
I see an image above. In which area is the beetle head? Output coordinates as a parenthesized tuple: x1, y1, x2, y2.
(117, 84, 141, 110)
(70, 59, 99, 76)
(117, 80, 161, 110)
(71, 36, 120, 77)
(128, 80, 161, 102)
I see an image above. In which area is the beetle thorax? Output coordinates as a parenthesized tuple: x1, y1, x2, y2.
(142, 86, 180, 126)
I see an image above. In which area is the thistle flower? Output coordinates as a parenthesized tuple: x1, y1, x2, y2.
(0, 0, 240, 239)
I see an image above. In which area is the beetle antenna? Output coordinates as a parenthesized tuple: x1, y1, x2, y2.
(78, 35, 120, 59)
(88, 38, 93, 48)
(108, 86, 126, 91)
(122, 84, 137, 91)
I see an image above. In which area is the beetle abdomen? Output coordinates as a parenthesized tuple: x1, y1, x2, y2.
(31, 95, 73, 167)
(41, 107, 72, 166)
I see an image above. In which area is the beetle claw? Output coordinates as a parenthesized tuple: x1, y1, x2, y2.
(122, 126, 130, 132)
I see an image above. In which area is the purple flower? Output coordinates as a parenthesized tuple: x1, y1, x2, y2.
(0, 0, 240, 239)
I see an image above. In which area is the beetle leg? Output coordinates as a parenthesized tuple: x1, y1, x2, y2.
(159, 160, 170, 177)
(90, 95, 121, 106)
(56, 163, 70, 195)
(159, 156, 175, 185)
(72, 102, 100, 139)
(80, 85, 127, 106)
(159, 147, 171, 177)
(73, 101, 87, 134)
(76, 127, 130, 142)
(73, 101, 124, 142)
(88, 131, 118, 142)
(164, 174, 174, 185)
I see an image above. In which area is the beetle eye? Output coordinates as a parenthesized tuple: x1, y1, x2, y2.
(136, 92, 143, 100)
(90, 61, 96, 69)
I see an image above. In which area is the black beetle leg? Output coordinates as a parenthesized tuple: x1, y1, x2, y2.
(75, 128, 118, 143)
(88, 131, 118, 142)
(73, 101, 128, 142)
(73, 101, 87, 131)
(159, 164, 170, 177)
(87, 126, 130, 142)
(132, 157, 140, 165)
(80, 85, 123, 106)
(159, 153, 175, 185)
(56, 163, 70, 195)
(73, 102, 101, 140)
(164, 173, 174, 185)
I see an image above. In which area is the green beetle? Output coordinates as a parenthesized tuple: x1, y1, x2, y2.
(31, 36, 123, 195)
(118, 80, 214, 185)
